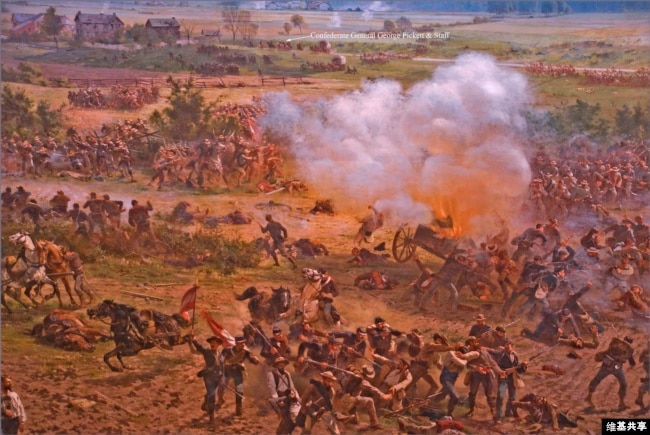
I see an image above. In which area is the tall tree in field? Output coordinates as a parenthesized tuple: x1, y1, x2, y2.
(283, 22, 292, 35)
(222, 6, 251, 42)
(42, 6, 64, 51)
(290, 14, 306, 34)
(181, 20, 195, 43)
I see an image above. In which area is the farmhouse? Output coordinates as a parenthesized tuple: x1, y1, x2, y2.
(9, 13, 74, 37)
(74, 11, 124, 42)
(145, 17, 181, 39)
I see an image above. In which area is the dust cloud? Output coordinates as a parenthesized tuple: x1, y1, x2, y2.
(259, 53, 532, 236)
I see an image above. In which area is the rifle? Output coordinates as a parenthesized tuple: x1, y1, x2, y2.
(303, 358, 359, 378)
(340, 344, 382, 369)
(248, 322, 274, 349)
(478, 318, 520, 336)
(528, 342, 560, 362)
(383, 395, 441, 418)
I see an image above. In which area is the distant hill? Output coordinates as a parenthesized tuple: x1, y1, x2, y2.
(328, 1, 650, 13)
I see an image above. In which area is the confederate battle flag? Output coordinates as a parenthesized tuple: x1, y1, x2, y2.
(179, 284, 198, 314)
(201, 308, 236, 347)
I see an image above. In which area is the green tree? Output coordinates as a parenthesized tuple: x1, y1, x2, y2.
(149, 76, 216, 140)
(42, 6, 64, 51)
(383, 19, 396, 32)
(35, 100, 63, 136)
(1, 85, 61, 137)
(241, 21, 258, 41)
(290, 14, 306, 34)
(283, 22, 292, 35)
(395, 16, 412, 31)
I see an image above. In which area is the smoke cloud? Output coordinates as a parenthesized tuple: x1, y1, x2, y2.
(259, 53, 532, 236)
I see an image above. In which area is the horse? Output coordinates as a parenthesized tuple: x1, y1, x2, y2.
(291, 268, 343, 327)
(87, 300, 191, 372)
(32, 309, 111, 352)
(2, 232, 60, 308)
(35, 240, 79, 307)
(235, 286, 292, 324)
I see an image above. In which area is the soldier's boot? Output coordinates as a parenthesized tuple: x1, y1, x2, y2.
(216, 394, 225, 409)
(617, 396, 628, 411)
(585, 392, 595, 407)
(235, 398, 243, 416)
(208, 410, 215, 425)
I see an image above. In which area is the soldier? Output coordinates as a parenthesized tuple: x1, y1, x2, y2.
(488, 340, 528, 422)
(82, 192, 106, 235)
(128, 199, 155, 244)
(468, 314, 491, 338)
(297, 371, 340, 435)
(368, 325, 396, 357)
(1, 374, 26, 435)
(407, 254, 435, 307)
(260, 214, 297, 269)
(480, 325, 509, 349)
(297, 339, 341, 376)
(372, 355, 413, 411)
(586, 335, 635, 410)
(12, 186, 31, 211)
(634, 348, 649, 409)
(418, 252, 467, 312)
(521, 308, 580, 344)
(512, 393, 577, 431)
(353, 206, 384, 247)
(406, 331, 454, 403)
(190, 333, 224, 425)
(20, 199, 46, 235)
(614, 284, 650, 318)
(218, 335, 260, 416)
(115, 142, 134, 182)
(317, 269, 339, 327)
(336, 364, 383, 430)
(102, 194, 125, 230)
(261, 326, 291, 366)
(463, 336, 506, 419)
(431, 342, 474, 417)
(557, 325, 600, 349)
(49, 190, 70, 215)
(1, 187, 15, 212)
(65, 203, 90, 237)
(268, 357, 301, 435)
(330, 327, 368, 366)
(60, 246, 94, 306)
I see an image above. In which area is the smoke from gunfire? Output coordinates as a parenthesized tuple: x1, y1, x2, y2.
(259, 53, 532, 236)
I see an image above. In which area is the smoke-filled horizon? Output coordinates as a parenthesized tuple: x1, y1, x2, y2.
(259, 52, 533, 237)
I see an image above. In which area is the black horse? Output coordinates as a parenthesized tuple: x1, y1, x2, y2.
(235, 286, 292, 324)
(87, 300, 191, 372)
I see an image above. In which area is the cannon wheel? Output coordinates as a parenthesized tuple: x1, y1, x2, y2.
(392, 225, 417, 263)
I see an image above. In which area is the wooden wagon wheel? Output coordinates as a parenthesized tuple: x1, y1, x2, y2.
(392, 225, 417, 263)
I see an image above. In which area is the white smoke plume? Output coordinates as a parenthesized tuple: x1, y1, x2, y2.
(259, 53, 532, 237)
(328, 12, 342, 28)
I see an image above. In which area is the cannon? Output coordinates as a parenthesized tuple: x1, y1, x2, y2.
(392, 223, 458, 263)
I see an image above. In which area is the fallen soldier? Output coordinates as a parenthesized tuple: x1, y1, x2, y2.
(309, 200, 335, 215)
(348, 247, 390, 266)
(203, 210, 252, 227)
(512, 392, 578, 431)
(354, 271, 397, 290)
(287, 238, 329, 259)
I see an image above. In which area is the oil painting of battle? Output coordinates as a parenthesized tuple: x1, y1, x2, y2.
(1, 1, 649, 434)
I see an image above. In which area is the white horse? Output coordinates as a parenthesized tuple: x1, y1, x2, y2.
(2, 232, 60, 310)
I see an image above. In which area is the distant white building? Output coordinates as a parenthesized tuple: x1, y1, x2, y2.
(265, 1, 307, 10)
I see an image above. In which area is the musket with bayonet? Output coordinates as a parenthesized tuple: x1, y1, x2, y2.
(303, 358, 359, 377)
(478, 318, 521, 337)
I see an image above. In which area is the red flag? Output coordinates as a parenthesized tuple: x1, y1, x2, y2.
(201, 309, 235, 347)
(179, 285, 198, 314)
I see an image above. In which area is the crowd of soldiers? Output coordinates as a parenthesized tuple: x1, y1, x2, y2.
(524, 62, 650, 87)
(67, 84, 159, 110)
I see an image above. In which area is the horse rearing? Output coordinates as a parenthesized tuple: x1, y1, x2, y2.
(87, 300, 191, 372)
(235, 286, 292, 324)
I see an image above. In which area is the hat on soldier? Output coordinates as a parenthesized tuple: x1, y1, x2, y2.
(274, 357, 289, 366)
(495, 326, 506, 333)
(433, 332, 449, 345)
(235, 335, 246, 343)
(475, 314, 486, 321)
(272, 326, 282, 334)
(624, 336, 633, 344)
(374, 317, 385, 324)
(361, 365, 375, 378)
(410, 328, 422, 335)
(356, 327, 367, 335)
(320, 371, 337, 381)
(207, 336, 221, 343)
(465, 336, 478, 346)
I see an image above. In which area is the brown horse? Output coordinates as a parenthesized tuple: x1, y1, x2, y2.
(32, 309, 111, 352)
(35, 240, 79, 307)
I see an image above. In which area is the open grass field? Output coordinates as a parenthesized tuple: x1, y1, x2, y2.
(1, 3, 649, 435)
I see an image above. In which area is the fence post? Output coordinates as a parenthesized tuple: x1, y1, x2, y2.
(282, 76, 285, 87)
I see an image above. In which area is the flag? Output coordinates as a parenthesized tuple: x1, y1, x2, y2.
(201, 308, 235, 347)
(179, 285, 198, 314)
